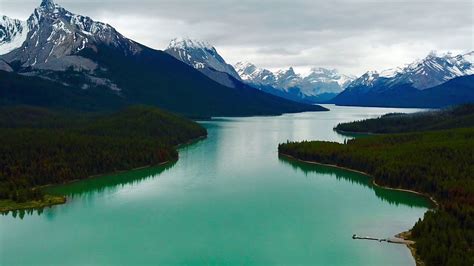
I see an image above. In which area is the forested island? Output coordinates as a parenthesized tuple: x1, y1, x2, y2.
(0, 105, 207, 212)
(279, 105, 474, 266)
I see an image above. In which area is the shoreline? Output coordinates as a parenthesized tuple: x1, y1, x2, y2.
(2, 134, 207, 214)
(175, 134, 207, 149)
(279, 153, 438, 207)
(44, 134, 207, 188)
(395, 231, 425, 266)
(0, 195, 67, 213)
(333, 128, 380, 136)
(279, 152, 436, 266)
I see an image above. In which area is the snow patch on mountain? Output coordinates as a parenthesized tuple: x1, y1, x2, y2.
(168, 37, 214, 51)
(0, 16, 30, 55)
(165, 37, 241, 82)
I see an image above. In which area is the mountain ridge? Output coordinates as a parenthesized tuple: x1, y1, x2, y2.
(0, 0, 326, 117)
(234, 61, 355, 103)
(332, 51, 474, 107)
(347, 51, 473, 91)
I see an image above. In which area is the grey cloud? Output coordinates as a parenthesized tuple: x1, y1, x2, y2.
(1, 0, 472, 75)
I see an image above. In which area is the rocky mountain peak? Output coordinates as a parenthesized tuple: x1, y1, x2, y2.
(167, 37, 214, 51)
(0, 0, 141, 69)
(40, 0, 57, 10)
(165, 38, 241, 80)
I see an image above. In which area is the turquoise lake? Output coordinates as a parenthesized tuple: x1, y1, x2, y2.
(0, 105, 431, 265)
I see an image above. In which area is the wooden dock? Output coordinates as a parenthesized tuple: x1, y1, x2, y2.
(352, 234, 414, 245)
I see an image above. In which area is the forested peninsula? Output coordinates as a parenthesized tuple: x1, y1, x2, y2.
(0, 106, 207, 212)
(279, 105, 474, 266)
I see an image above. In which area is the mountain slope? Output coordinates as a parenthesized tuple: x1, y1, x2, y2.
(76, 44, 328, 116)
(164, 38, 241, 89)
(0, 70, 126, 110)
(165, 38, 241, 82)
(332, 52, 474, 107)
(0, 0, 325, 117)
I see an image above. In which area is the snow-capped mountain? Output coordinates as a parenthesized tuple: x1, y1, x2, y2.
(164, 38, 242, 88)
(347, 51, 474, 91)
(165, 38, 240, 79)
(332, 51, 474, 107)
(234, 61, 277, 86)
(275, 67, 302, 89)
(164, 39, 355, 102)
(0, 16, 29, 55)
(234, 62, 355, 103)
(1, 0, 141, 71)
(0, 0, 323, 116)
(304, 67, 354, 90)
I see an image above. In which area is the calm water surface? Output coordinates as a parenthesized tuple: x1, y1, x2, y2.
(0, 105, 431, 266)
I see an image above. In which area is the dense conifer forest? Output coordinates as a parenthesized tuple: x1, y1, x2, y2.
(279, 107, 474, 266)
(0, 106, 207, 205)
(335, 104, 474, 134)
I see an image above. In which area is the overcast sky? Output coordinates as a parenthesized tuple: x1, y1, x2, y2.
(1, 0, 473, 75)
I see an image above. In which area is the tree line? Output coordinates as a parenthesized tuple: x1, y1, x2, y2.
(0, 105, 207, 203)
(335, 104, 474, 134)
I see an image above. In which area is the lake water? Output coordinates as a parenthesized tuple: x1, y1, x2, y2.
(0, 105, 431, 266)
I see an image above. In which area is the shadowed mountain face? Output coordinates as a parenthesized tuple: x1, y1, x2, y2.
(0, 0, 326, 117)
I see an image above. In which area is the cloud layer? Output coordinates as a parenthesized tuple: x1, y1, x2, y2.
(1, 0, 473, 75)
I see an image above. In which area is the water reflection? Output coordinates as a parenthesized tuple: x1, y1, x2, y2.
(333, 129, 371, 139)
(2, 162, 177, 219)
(278, 155, 431, 208)
(1, 207, 45, 219)
(46, 161, 177, 197)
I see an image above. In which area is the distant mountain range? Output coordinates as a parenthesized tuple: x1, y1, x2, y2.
(164, 36, 474, 108)
(165, 38, 355, 104)
(331, 51, 474, 107)
(0, 0, 325, 117)
(234, 63, 355, 103)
